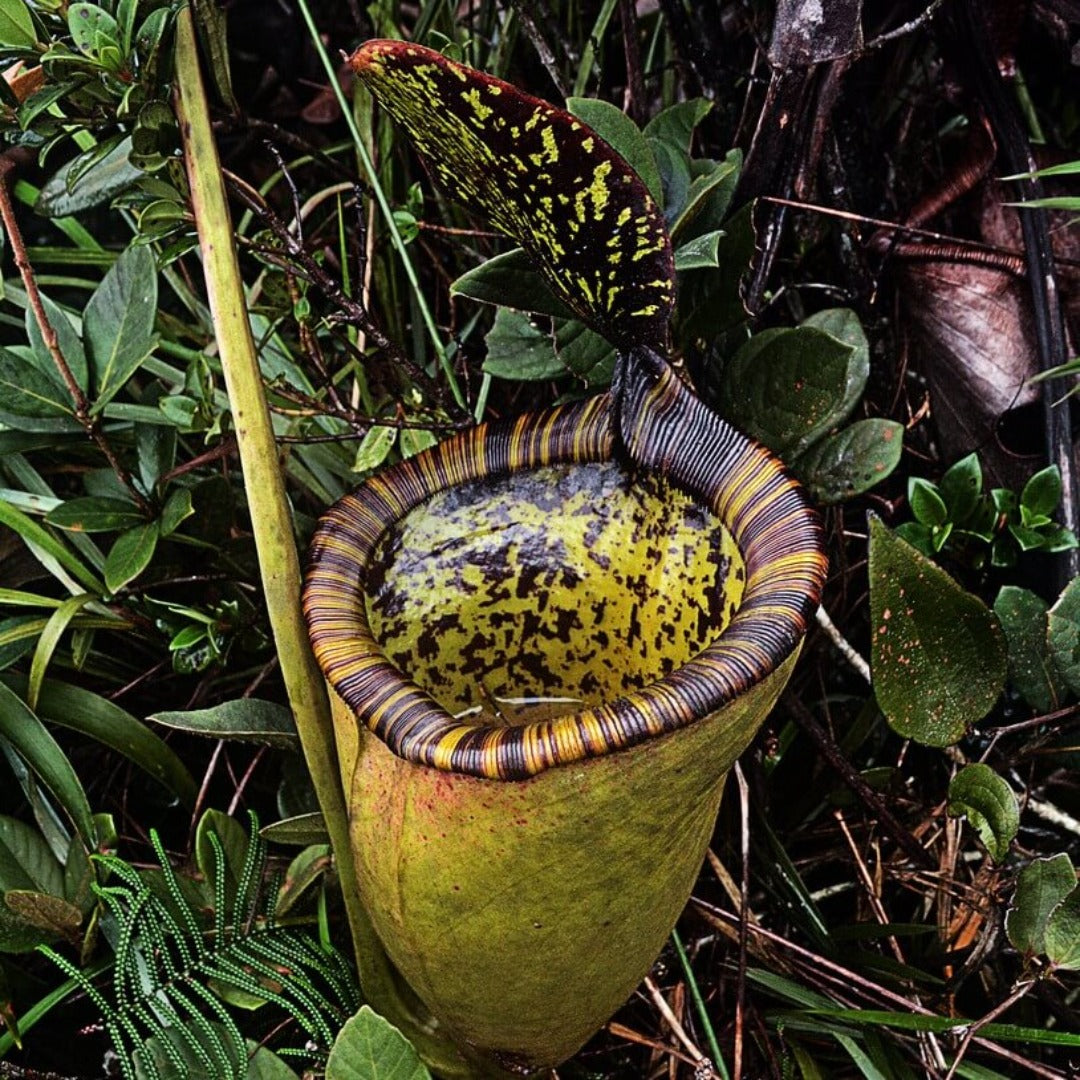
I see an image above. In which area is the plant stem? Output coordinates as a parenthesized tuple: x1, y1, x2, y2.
(0, 158, 151, 517)
(173, 0, 375, 1004)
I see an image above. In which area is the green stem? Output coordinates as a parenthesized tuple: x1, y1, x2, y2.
(672, 927, 729, 1080)
(173, 0, 382, 1011)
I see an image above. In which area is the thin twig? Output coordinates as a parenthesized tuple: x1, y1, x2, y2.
(733, 762, 750, 1080)
(0, 157, 152, 516)
(783, 693, 936, 870)
(863, 0, 948, 52)
(815, 605, 871, 684)
(942, 980, 1037, 1080)
(644, 977, 713, 1074)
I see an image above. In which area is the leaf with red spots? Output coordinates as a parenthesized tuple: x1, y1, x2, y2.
(869, 516, 1006, 746)
(349, 40, 673, 351)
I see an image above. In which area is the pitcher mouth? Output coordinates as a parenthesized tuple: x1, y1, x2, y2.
(303, 390, 827, 781)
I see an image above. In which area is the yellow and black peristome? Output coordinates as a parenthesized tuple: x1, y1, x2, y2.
(349, 41, 674, 353)
(303, 348, 827, 782)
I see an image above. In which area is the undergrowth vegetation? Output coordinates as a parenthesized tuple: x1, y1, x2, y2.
(0, 0, 1076, 1077)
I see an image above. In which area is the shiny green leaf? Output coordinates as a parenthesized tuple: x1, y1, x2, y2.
(0, 0, 35, 48)
(450, 248, 574, 320)
(85, 245, 158, 410)
(482, 308, 562, 382)
(46, 497, 144, 533)
(1007, 854, 1076, 957)
(326, 1006, 432, 1080)
(566, 96, 663, 204)
(869, 518, 1006, 746)
(104, 521, 159, 594)
(947, 764, 1018, 863)
(793, 419, 903, 503)
(1048, 576, 1080, 698)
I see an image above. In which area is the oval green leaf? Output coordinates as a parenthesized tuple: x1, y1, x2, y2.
(450, 248, 575, 320)
(326, 1006, 432, 1080)
(0, 0, 36, 48)
(45, 496, 145, 533)
(947, 763, 1018, 863)
(1006, 853, 1077, 957)
(1048, 575, 1080, 698)
(1045, 888, 1080, 970)
(993, 585, 1063, 713)
(793, 419, 903, 504)
(718, 326, 855, 455)
(869, 517, 1007, 746)
(149, 698, 298, 750)
(104, 520, 159, 594)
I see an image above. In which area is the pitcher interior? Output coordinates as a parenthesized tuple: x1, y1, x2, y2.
(363, 460, 746, 723)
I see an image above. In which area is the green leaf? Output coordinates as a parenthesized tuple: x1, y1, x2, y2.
(26, 291, 88, 396)
(274, 843, 331, 917)
(642, 98, 712, 155)
(793, 419, 903, 503)
(869, 518, 1007, 746)
(566, 96, 663, 204)
(27, 594, 93, 710)
(85, 245, 158, 409)
(160, 488, 194, 536)
(0, 498, 103, 595)
(260, 813, 329, 847)
(1006, 853, 1077, 957)
(104, 521, 159, 594)
(136, 420, 176, 494)
(670, 154, 741, 242)
(0, 674, 197, 808)
(0, 682, 94, 849)
(191, 0, 238, 113)
(801, 308, 869, 427)
(68, 3, 119, 56)
(993, 586, 1062, 713)
(908, 477, 947, 528)
(0, 816, 65, 952)
(1021, 465, 1063, 518)
(1045, 888, 1080, 970)
(46, 497, 145, 533)
(326, 1006, 432, 1080)
(35, 137, 144, 218)
(0, 348, 75, 422)
(1048, 576, 1080, 698)
(149, 698, 299, 750)
(352, 426, 397, 474)
(718, 326, 855, 455)
(351, 42, 672, 350)
(553, 318, 616, 387)
(673, 229, 723, 271)
(482, 308, 563, 382)
(450, 248, 575, 320)
(0, 0, 36, 48)
(947, 764, 1018, 863)
(939, 454, 983, 524)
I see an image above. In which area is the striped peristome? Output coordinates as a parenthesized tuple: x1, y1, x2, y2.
(349, 40, 673, 352)
(303, 348, 828, 781)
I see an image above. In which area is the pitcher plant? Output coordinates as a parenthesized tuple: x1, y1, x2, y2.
(303, 42, 828, 1078)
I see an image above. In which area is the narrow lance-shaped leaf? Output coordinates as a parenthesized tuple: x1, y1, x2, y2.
(350, 41, 673, 351)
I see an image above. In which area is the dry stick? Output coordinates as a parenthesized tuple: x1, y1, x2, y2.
(783, 693, 936, 870)
(942, 979, 1037, 1080)
(643, 977, 713, 1074)
(617, 0, 647, 128)
(0, 159, 152, 517)
(691, 901, 1068, 1080)
(733, 762, 751, 1080)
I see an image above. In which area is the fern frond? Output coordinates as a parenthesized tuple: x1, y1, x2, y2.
(41, 811, 360, 1080)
